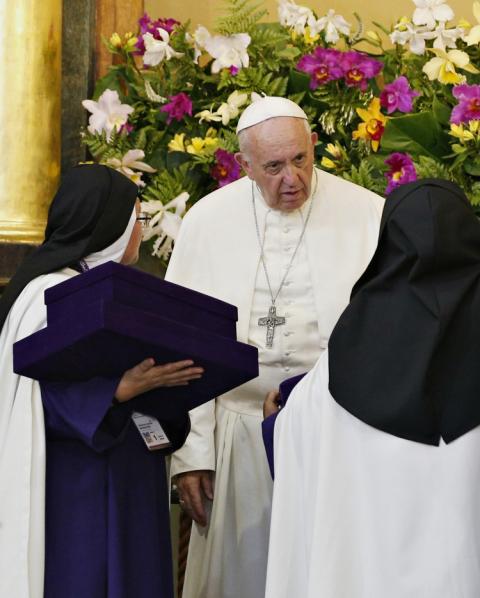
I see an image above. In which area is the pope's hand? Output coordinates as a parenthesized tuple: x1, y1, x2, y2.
(114, 358, 204, 402)
(263, 389, 281, 419)
(175, 470, 214, 527)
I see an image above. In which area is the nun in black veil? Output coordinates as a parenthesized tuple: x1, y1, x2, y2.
(0, 164, 203, 598)
(264, 179, 480, 598)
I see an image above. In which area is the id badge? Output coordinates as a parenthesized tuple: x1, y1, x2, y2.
(131, 411, 171, 451)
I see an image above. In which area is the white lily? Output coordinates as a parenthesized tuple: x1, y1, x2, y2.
(308, 9, 351, 43)
(464, 1, 480, 44)
(141, 192, 189, 260)
(204, 32, 251, 73)
(106, 149, 156, 187)
(431, 22, 463, 50)
(413, 0, 455, 29)
(277, 0, 313, 35)
(216, 91, 249, 125)
(82, 89, 133, 141)
(390, 20, 436, 55)
(142, 28, 183, 67)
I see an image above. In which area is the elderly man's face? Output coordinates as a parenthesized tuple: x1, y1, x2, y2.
(235, 117, 317, 212)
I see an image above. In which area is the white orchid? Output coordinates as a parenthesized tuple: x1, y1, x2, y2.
(142, 28, 183, 67)
(82, 89, 133, 141)
(141, 192, 189, 260)
(192, 25, 250, 73)
(431, 22, 464, 50)
(204, 32, 251, 73)
(192, 25, 212, 62)
(412, 0, 455, 29)
(216, 91, 249, 125)
(277, 0, 313, 35)
(308, 9, 351, 43)
(106, 149, 156, 187)
(463, 1, 480, 44)
(390, 19, 436, 55)
(195, 108, 223, 123)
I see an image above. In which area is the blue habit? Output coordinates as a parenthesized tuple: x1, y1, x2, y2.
(41, 376, 190, 598)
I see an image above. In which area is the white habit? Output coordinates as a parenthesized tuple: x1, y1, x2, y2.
(0, 270, 76, 598)
(166, 168, 383, 598)
(266, 351, 480, 598)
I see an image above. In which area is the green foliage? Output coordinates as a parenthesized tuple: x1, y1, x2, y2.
(382, 112, 451, 159)
(141, 162, 200, 204)
(81, 0, 480, 265)
(216, 0, 267, 35)
(342, 160, 386, 196)
(413, 156, 453, 181)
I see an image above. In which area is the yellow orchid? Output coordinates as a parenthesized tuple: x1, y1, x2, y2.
(464, 1, 480, 44)
(449, 123, 476, 142)
(168, 133, 186, 152)
(186, 129, 219, 155)
(321, 157, 336, 169)
(352, 98, 388, 152)
(395, 16, 411, 32)
(325, 142, 342, 160)
(109, 32, 138, 51)
(469, 119, 480, 133)
(186, 137, 207, 155)
(109, 33, 122, 49)
(123, 32, 138, 51)
(303, 26, 320, 45)
(423, 49, 479, 85)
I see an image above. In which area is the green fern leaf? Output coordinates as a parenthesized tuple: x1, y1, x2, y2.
(216, 0, 268, 35)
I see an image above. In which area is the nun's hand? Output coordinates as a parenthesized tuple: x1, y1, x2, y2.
(263, 389, 281, 419)
(114, 358, 204, 402)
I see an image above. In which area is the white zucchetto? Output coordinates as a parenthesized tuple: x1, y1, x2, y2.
(236, 95, 308, 134)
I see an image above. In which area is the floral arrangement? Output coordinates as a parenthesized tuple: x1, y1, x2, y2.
(82, 0, 480, 263)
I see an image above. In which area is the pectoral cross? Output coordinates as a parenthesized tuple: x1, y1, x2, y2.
(258, 305, 286, 348)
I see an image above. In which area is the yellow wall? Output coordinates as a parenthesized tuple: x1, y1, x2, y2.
(145, 0, 476, 31)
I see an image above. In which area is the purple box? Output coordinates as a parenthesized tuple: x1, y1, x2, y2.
(45, 261, 237, 339)
(13, 262, 259, 411)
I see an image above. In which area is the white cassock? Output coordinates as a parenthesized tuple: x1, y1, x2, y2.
(166, 168, 383, 598)
(266, 351, 480, 598)
(0, 270, 75, 598)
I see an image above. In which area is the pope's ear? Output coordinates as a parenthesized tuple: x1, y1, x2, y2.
(235, 152, 253, 179)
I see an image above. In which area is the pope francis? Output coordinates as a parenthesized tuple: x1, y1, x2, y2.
(165, 96, 384, 598)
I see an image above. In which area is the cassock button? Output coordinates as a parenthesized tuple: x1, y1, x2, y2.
(284, 366, 291, 372)
(283, 226, 290, 233)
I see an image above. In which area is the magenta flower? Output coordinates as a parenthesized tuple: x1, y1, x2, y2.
(385, 153, 417, 194)
(451, 84, 480, 125)
(211, 149, 241, 187)
(119, 122, 134, 135)
(297, 48, 344, 89)
(340, 51, 383, 91)
(380, 76, 420, 114)
(161, 93, 193, 124)
(135, 13, 180, 54)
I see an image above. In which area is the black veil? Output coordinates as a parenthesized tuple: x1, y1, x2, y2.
(329, 179, 480, 445)
(0, 164, 138, 332)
